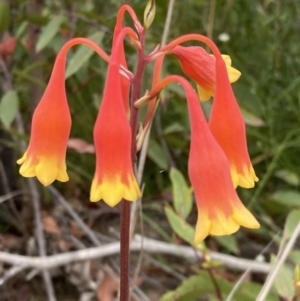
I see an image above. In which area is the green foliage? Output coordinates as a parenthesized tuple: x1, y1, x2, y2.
(164, 205, 196, 247)
(160, 270, 279, 301)
(65, 31, 104, 78)
(0, 0, 10, 33)
(36, 16, 65, 52)
(169, 167, 193, 219)
(0, 90, 19, 128)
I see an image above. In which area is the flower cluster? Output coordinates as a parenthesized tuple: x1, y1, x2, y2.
(17, 4, 259, 242)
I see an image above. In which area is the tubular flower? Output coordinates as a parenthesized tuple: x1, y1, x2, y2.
(209, 55, 258, 188)
(17, 52, 71, 186)
(113, 26, 131, 117)
(170, 45, 241, 101)
(187, 89, 259, 243)
(90, 60, 140, 206)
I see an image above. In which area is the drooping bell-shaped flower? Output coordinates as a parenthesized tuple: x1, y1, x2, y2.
(90, 47, 140, 206)
(170, 45, 240, 101)
(187, 86, 259, 243)
(17, 51, 71, 186)
(209, 54, 258, 188)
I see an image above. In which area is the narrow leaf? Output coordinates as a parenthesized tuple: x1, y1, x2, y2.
(271, 255, 295, 300)
(65, 31, 104, 79)
(0, 90, 19, 128)
(284, 209, 300, 240)
(36, 16, 65, 52)
(169, 167, 193, 219)
(164, 205, 196, 246)
(147, 139, 168, 170)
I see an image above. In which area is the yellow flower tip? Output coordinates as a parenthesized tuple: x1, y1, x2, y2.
(196, 84, 214, 102)
(220, 54, 241, 83)
(194, 211, 240, 244)
(227, 65, 241, 83)
(90, 175, 141, 207)
(231, 165, 259, 189)
(18, 154, 69, 186)
(233, 204, 260, 230)
(194, 204, 260, 244)
(16, 153, 27, 165)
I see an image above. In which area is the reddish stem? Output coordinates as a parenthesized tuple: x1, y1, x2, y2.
(119, 29, 146, 301)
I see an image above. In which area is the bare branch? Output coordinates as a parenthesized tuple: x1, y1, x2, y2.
(0, 235, 271, 274)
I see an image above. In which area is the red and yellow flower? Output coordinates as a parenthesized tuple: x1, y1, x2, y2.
(17, 51, 71, 186)
(170, 45, 241, 101)
(186, 86, 259, 242)
(209, 56, 258, 188)
(90, 36, 140, 206)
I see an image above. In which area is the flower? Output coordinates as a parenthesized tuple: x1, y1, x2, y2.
(17, 52, 71, 186)
(113, 26, 131, 117)
(170, 45, 241, 101)
(187, 88, 259, 243)
(209, 56, 258, 188)
(90, 59, 140, 206)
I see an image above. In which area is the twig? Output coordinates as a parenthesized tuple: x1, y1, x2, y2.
(207, 268, 223, 301)
(0, 190, 24, 203)
(0, 235, 271, 273)
(47, 186, 101, 247)
(161, 0, 176, 47)
(225, 231, 279, 301)
(256, 222, 300, 301)
(0, 265, 27, 285)
(29, 178, 57, 301)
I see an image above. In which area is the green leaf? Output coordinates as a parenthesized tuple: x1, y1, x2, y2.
(0, 0, 10, 33)
(160, 270, 279, 301)
(240, 107, 265, 127)
(169, 167, 193, 219)
(147, 139, 168, 170)
(213, 235, 239, 255)
(275, 169, 300, 186)
(36, 16, 65, 52)
(290, 251, 300, 265)
(164, 205, 197, 247)
(284, 209, 300, 240)
(160, 272, 215, 301)
(271, 255, 295, 300)
(0, 90, 19, 128)
(65, 31, 104, 79)
(271, 190, 300, 207)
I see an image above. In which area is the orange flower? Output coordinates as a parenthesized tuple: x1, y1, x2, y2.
(187, 88, 259, 243)
(170, 45, 240, 101)
(209, 56, 258, 188)
(113, 26, 131, 117)
(90, 60, 140, 206)
(17, 51, 71, 186)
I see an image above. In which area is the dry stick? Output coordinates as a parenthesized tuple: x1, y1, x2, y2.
(0, 54, 56, 301)
(225, 232, 280, 301)
(0, 235, 271, 273)
(0, 265, 27, 285)
(256, 222, 300, 301)
(29, 178, 57, 301)
(47, 186, 101, 246)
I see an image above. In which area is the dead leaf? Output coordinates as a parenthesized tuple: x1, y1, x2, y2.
(67, 138, 95, 154)
(0, 37, 16, 59)
(70, 220, 85, 239)
(42, 214, 61, 235)
(97, 269, 119, 301)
